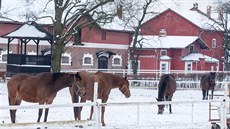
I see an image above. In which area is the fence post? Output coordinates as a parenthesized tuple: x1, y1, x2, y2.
(93, 82, 101, 129)
(221, 83, 228, 129)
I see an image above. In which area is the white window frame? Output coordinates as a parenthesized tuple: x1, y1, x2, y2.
(160, 61, 169, 75)
(212, 38, 217, 48)
(185, 62, 192, 72)
(61, 52, 72, 65)
(112, 54, 122, 66)
(0, 50, 12, 63)
(82, 53, 94, 66)
(160, 49, 167, 56)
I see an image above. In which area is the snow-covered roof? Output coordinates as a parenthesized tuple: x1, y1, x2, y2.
(182, 52, 219, 62)
(160, 55, 171, 60)
(175, 9, 222, 30)
(98, 17, 134, 31)
(130, 35, 206, 49)
(2, 22, 52, 40)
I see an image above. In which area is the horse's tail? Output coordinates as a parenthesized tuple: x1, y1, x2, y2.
(158, 75, 170, 100)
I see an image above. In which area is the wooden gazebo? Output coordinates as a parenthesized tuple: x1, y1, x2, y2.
(1, 21, 53, 76)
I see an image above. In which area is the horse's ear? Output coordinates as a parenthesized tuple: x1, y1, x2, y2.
(76, 72, 82, 80)
(124, 76, 127, 80)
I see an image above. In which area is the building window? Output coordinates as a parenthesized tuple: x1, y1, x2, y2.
(102, 30, 106, 40)
(83, 53, 93, 66)
(112, 54, 122, 66)
(0, 50, 12, 63)
(159, 29, 166, 37)
(189, 45, 194, 53)
(212, 38, 217, 48)
(185, 62, 192, 71)
(160, 49, 167, 56)
(74, 29, 82, 45)
(61, 52, 72, 65)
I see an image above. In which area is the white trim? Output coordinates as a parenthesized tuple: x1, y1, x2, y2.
(61, 52, 72, 66)
(185, 62, 193, 72)
(112, 54, 122, 66)
(0, 50, 12, 63)
(212, 38, 217, 48)
(72, 42, 129, 49)
(160, 61, 169, 74)
(82, 53, 94, 66)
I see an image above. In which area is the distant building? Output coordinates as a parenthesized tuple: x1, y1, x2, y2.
(0, 6, 225, 73)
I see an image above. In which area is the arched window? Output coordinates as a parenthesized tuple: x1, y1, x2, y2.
(61, 52, 72, 65)
(83, 53, 93, 66)
(112, 54, 122, 66)
(0, 50, 12, 63)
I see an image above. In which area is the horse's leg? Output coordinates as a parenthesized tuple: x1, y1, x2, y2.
(166, 96, 173, 114)
(206, 90, 209, 100)
(43, 108, 49, 122)
(89, 104, 94, 120)
(211, 89, 214, 100)
(37, 102, 44, 122)
(78, 97, 86, 120)
(101, 97, 109, 126)
(8, 97, 17, 123)
(202, 89, 206, 100)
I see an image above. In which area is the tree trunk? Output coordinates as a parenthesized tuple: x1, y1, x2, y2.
(51, 41, 63, 72)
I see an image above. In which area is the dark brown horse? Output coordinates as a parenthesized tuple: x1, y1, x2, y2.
(156, 74, 176, 114)
(7, 72, 86, 123)
(70, 70, 131, 126)
(200, 72, 216, 100)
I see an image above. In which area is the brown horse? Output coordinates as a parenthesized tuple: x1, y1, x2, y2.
(156, 74, 176, 114)
(0, 71, 6, 82)
(7, 72, 86, 123)
(200, 72, 216, 100)
(70, 70, 131, 126)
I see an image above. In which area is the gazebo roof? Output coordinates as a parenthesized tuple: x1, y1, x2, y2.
(1, 21, 53, 41)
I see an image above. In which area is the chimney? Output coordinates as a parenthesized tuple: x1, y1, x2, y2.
(190, 3, 198, 11)
(117, 5, 123, 19)
(218, 8, 223, 21)
(207, 6, 211, 18)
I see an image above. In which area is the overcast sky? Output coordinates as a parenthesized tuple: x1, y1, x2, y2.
(0, 0, 220, 23)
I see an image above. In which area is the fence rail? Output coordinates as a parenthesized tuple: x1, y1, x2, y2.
(1, 82, 230, 129)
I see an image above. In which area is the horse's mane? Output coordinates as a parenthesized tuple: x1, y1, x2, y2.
(158, 74, 170, 100)
(52, 72, 68, 83)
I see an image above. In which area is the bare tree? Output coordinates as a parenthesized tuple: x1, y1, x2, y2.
(50, 0, 114, 72)
(122, 0, 160, 76)
(1, 0, 115, 72)
(207, 1, 230, 71)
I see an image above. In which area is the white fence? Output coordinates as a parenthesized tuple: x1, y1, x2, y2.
(1, 77, 230, 128)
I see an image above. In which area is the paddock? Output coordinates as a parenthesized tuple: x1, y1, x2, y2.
(0, 76, 229, 129)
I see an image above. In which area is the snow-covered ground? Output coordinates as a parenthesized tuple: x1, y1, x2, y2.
(0, 82, 224, 129)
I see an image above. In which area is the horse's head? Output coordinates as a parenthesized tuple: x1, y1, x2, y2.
(209, 72, 216, 86)
(73, 72, 86, 97)
(119, 76, 131, 98)
(156, 98, 165, 114)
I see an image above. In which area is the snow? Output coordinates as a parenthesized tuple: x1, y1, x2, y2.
(6, 24, 47, 38)
(131, 35, 200, 49)
(182, 52, 219, 62)
(0, 81, 224, 129)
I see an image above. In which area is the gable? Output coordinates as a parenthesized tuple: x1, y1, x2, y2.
(140, 9, 201, 36)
